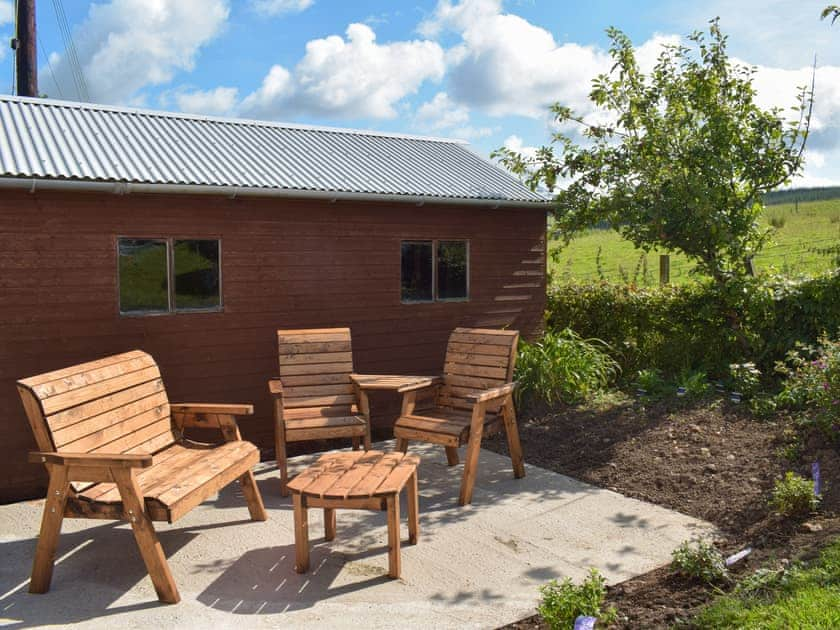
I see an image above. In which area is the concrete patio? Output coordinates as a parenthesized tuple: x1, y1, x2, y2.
(0, 441, 714, 629)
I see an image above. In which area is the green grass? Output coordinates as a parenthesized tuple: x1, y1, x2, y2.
(694, 538, 840, 629)
(550, 199, 840, 285)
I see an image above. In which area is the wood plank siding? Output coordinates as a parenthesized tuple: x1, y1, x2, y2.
(0, 189, 546, 501)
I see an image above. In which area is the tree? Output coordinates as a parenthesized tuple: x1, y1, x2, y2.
(494, 19, 812, 286)
(822, 5, 840, 24)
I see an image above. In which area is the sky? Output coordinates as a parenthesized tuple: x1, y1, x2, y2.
(0, 0, 838, 187)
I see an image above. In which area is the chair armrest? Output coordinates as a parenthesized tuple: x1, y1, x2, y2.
(396, 376, 443, 393)
(29, 451, 153, 468)
(169, 403, 254, 416)
(268, 378, 284, 397)
(466, 382, 517, 404)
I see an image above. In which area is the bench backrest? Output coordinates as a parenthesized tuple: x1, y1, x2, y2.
(277, 328, 357, 415)
(17, 350, 176, 456)
(439, 328, 519, 411)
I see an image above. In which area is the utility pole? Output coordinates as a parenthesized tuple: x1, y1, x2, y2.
(14, 0, 38, 97)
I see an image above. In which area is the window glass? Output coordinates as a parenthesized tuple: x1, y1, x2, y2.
(118, 239, 169, 313)
(437, 240, 468, 300)
(401, 241, 434, 302)
(174, 240, 221, 310)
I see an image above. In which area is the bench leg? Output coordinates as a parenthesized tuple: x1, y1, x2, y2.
(239, 471, 267, 521)
(395, 438, 408, 453)
(293, 494, 309, 573)
(324, 508, 336, 541)
(351, 436, 361, 451)
(502, 397, 525, 479)
(276, 421, 290, 497)
(29, 465, 70, 594)
(444, 447, 459, 466)
(386, 494, 401, 578)
(112, 469, 180, 604)
(406, 472, 419, 545)
(459, 428, 483, 506)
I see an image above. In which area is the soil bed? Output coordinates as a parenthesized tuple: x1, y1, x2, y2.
(485, 394, 840, 628)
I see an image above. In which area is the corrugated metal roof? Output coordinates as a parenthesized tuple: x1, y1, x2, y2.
(0, 95, 547, 206)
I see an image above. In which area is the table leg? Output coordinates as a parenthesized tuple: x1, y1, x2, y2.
(293, 494, 309, 573)
(386, 494, 401, 579)
(324, 507, 336, 541)
(406, 471, 419, 545)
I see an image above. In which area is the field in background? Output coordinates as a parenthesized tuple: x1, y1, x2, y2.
(549, 198, 840, 285)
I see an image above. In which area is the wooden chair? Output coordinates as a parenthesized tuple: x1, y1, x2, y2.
(393, 328, 525, 505)
(17, 350, 267, 604)
(269, 328, 372, 496)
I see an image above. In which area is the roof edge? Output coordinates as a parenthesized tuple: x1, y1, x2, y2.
(0, 176, 552, 210)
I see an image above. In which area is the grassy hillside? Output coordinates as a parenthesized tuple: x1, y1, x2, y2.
(550, 198, 840, 285)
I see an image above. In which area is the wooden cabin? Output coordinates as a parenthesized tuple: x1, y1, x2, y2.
(0, 95, 548, 501)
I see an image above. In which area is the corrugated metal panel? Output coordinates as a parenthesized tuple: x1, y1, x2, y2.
(0, 95, 547, 205)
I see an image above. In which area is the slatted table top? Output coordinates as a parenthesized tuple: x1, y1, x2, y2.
(286, 450, 420, 500)
(350, 374, 436, 391)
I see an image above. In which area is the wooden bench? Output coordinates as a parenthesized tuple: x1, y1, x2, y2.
(287, 450, 420, 579)
(17, 350, 267, 604)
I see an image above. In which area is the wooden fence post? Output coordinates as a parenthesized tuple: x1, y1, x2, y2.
(659, 254, 670, 285)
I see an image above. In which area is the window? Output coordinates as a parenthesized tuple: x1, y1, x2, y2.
(118, 238, 221, 315)
(400, 240, 468, 303)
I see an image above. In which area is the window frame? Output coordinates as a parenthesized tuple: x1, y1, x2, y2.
(400, 238, 470, 304)
(116, 236, 223, 317)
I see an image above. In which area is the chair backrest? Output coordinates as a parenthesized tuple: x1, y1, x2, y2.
(277, 328, 357, 414)
(439, 328, 519, 412)
(17, 350, 176, 456)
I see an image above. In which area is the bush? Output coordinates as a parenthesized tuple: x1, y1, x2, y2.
(634, 368, 669, 399)
(728, 362, 762, 399)
(537, 568, 617, 630)
(515, 328, 619, 406)
(776, 335, 840, 435)
(677, 368, 712, 399)
(546, 271, 840, 380)
(769, 471, 820, 517)
(671, 539, 729, 584)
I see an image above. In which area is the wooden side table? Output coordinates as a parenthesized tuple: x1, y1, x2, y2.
(286, 450, 420, 579)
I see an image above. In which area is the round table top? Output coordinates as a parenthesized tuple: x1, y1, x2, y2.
(286, 450, 420, 500)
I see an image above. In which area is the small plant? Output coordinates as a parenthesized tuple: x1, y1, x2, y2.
(634, 368, 669, 399)
(777, 428, 803, 463)
(537, 568, 617, 630)
(677, 368, 712, 399)
(515, 328, 619, 406)
(769, 471, 820, 517)
(671, 539, 729, 584)
(749, 393, 778, 418)
(768, 211, 787, 229)
(728, 362, 762, 399)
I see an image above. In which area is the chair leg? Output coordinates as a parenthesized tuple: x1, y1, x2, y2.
(351, 436, 361, 451)
(363, 426, 372, 451)
(293, 494, 309, 573)
(324, 507, 336, 541)
(406, 471, 419, 545)
(396, 438, 409, 453)
(276, 421, 290, 497)
(459, 430, 483, 506)
(502, 397, 525, 479)
(239, 470, 268, 521)
(112, 469, 180, 604)
(29, 465, 70, 594)
(386, 494, 401, 578)
(445, 447, 459, 466)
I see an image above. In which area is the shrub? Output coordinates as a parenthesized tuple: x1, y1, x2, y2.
(769, 471, 820, 517)
(776, 335, 840, 435)
(634, 368, 669, 399)
(728, 362, 762, 399)
(537, 568, 617, 630)
(671, 539, 729, 584)
(515, 328, 619, 406)
(677, 368, 712, 399)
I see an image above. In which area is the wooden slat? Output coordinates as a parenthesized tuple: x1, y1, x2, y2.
(40, 366, 163, 415)
(285, 424, 366, 442)
(280, 373, 352, 387)
(63, 404, 170, 452)
(285, 415, 365, 430)
(444, 362, 508, 379)
(278, 351, 353, 366)
(89, 418, 175, 455)
(18, 350, 149, 388)
(375, 454, 421, 496)
(30, 356, 157, 399)
(283, 384, 354, 398)
(445, 374, 504, 390)
(395, 415, 468, 437)
(283, 405, 357, 419)
(350, 452, 404, 497)
(288, 451, 367, 496)
(277, 341, 351, 354)
(447, 342, 511, 357)
(450, 331, 517, 346)
(283, 393, 357, 409)
(393, 425, 460, 447)
(444, 352, 508, 368)
(321, 451, 385, 499)
(278, 362, 354, 376)
(48, 378, 166, 432)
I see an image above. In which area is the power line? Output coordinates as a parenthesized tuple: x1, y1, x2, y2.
(50, 0, 88, 101)
(38, 35, 63, 98)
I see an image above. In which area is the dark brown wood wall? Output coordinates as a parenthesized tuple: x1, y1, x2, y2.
(0, 189, 546, 502)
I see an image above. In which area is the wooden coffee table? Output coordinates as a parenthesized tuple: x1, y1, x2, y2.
(286, 450, 420, 579)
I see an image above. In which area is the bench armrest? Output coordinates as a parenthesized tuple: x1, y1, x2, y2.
(169, 403, 254, 416)
(466, 382, 517, 404)
(268, 378, 283, 397)
(396, 376, 443, 393)
(29, 451, 153, 468)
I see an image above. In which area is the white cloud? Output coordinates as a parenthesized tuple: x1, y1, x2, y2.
(42, 0, 229, 104)
(503, 134, 537, 160)
(242, 23, 445, 120)
(415, 92, 469, 130)
(251, 0, 313, 16)
(174, 86, 239, 116)
(0, 1, 13, 25)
